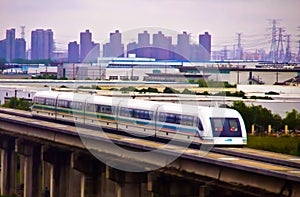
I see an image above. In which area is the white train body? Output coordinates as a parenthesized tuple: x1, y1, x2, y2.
(32, 91, 247, 146)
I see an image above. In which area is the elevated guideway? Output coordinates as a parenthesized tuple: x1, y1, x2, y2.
(0, 108, 300, 196)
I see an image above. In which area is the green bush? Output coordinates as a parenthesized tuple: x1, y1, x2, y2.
(2, 97, 31, 111)
(59, 85, 68, 88)
(196, 91, 210, 96)
(181, 88, 194, 95)
(120, 86, 136, 93)
(163, 87, 180, 94)
(247, 136, 300, 156)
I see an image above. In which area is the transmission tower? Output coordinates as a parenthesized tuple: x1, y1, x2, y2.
(232, 45, 236, 60)
(297, 27, 300, 62)
(268, 19, 279, 62)
(223, 46, 228, 60)
(20, 25, 26, 39)
(236, 33, 243, 60)
(284, 34, 291, 62)
(276, 27, 285, 62)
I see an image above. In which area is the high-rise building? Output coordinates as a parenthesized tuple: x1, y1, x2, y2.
(152, 31, 172, 60)
(136, 30, 151, 58)
(189, 44, 201, 61)
(138, 30, 150, 47)
(127, 42, 138, 56)
(79, 30, 100, 62)
(0, 40, 6, 60)
(199, 32, 211, 60)
(103, 30, 124, 57)
(6, 28, 16, 62)
(68, 41, 79, 63)
(89, 42, 100, 62)
(80, 30, 93, 62)
(31, 29, 54, 60)
(176, 31, 190, 60)
(15, 38, 26, 59)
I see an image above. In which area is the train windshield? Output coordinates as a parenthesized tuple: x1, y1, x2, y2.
(210, 118, 242, 137)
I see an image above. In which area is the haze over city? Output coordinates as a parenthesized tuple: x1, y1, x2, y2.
(1, 0, 300, 52)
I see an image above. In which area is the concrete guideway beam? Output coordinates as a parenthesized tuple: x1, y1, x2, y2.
(1, 113, 300, 196)
(166, 157, 300, 197)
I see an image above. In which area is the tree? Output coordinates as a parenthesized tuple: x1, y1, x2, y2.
(2, 97, 31, 111)
(163, 87, 180, 94)
(147, 87, 159, 93)
(249, 105, 274, 132)
(197, 79, 207, 87)
(231, 101, 253, 132)
(272, 114, 283, 132)
(283, 109, 300, 131)
(120, 86, 136, 93)
(181, 88, 194, 95)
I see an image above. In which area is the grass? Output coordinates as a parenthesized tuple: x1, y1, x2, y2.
(246, 135, 300, 156)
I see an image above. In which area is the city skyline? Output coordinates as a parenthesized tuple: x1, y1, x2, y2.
(1, 0, 299, 53)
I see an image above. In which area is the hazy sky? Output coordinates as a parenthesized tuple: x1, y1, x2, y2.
(1, 0, 299, 52)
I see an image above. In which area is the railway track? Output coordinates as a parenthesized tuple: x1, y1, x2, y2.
(212, 147, 300, 169)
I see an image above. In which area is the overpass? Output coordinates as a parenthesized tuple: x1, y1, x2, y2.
(0, 108, 300, 197)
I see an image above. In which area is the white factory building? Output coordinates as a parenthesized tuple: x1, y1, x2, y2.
(58, 55, 183, 81)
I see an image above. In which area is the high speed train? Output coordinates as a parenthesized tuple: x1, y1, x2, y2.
(31, 91, 247, 146)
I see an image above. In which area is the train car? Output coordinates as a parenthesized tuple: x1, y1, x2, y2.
(32, 91, 247, 146)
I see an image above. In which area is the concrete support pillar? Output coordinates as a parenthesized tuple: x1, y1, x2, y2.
(71, 152, 104, 197)
(15, 139, 42, 197)
(19, 155, 25, 188)
(106, 166, 148, 197)
(53, 151, 71, 197)
(199, 185, 207, 197)
(147, 172, 199, 197)
(100, 170, 117, 197)
(42, 161, 53, 197)
(0, 137, 17, 196)
(43, 147, 85, 197)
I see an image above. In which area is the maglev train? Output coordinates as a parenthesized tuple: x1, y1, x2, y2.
(31, 91, 247, 146)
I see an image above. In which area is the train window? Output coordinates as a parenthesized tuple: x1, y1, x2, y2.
(86, 104, 96, 112)
(228, 119, 239, 132)
(57, 100, 70, 108)
(175, 115, 181, 124)
(210, 118, 242, 137)
(120, 107, 133, 117)
(211, 118, 225, 132)
(166, 114, 176, 124)
(182, 116, 194, 126)
(133, 109, 140, 118)
(70, 102, 75, 109)
(159, 113, 166, 122)
(97, 105, 114, 114)
(132, 109, 152, 120)
(70, 101, 83, 110)
(34, 97, 45, 105)
(197, 118, 204, 131)
(45, 98, 55, 106)
(159, 113, 183, 124)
